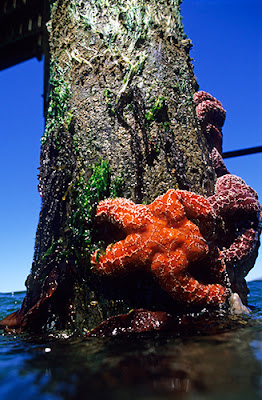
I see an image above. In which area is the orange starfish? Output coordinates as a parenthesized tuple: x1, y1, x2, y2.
(91, 190, 228, 307)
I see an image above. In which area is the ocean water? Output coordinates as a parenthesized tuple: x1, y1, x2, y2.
(1, 282, 262, 400)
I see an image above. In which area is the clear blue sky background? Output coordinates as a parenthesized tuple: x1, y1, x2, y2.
(0, 0, 261, 293)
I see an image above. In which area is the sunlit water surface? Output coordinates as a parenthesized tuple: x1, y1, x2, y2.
(1, 282, 262, 400)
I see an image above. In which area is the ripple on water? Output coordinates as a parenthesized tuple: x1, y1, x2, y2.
(0, 283, 262, 400)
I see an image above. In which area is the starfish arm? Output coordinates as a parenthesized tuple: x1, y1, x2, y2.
(149, 189, 185, 224)
(209, 175, 261, 217)
(195, 97, 226, 128)
(95, 198, 154, 232)
(205, 124, 223, 154)
(148, 189, 213, 229)
(203, 245, 228, 284)
(175, 190, 215, 239)
(211, 147, 230, 176)
(221, 228, 259, 265)
(151, 251, 227, 306)
(180, 220, 209, 261)
(91, 233, 146, 275)
(182, 277, 228, 306)
(208, 190, 261, 217)
(175, 190, 214, 220)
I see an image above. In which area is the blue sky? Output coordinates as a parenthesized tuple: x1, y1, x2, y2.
(0, 0, 261, 292)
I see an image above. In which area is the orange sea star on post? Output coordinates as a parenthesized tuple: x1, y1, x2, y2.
(91, 190, 229, 307)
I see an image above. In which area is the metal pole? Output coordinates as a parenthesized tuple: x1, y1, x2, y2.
(222, 146, 262, 159)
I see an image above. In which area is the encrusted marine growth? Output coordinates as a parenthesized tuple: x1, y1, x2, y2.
(208, 174, 262, 267)
(194, 91, 226, 154)
(91, 190, 228, 307)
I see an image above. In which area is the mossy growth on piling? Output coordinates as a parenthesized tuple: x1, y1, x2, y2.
(69, 159, 124, 261)
(41, 158, 124, 268)
(41, 61, 72, 145)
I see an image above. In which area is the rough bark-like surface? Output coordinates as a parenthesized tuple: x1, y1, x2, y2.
(14, 0, 221, 334)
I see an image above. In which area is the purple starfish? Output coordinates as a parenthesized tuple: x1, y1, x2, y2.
(208, 174, 262, 268)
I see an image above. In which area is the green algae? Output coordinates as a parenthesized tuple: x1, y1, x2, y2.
(145, 96, 167, 124)
(103, 89, 116, 117)
(41, 62, 72, 145)
(41, 159, 124, 266)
